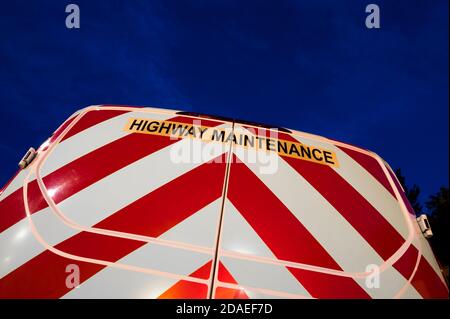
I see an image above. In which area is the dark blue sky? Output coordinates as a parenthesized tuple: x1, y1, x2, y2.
(0, 0, 448, 203)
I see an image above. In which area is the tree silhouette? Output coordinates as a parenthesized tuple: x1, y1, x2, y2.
(426, 187, 449, 276)
(394, 168, 423, 215)
(394, 169, 448, 283)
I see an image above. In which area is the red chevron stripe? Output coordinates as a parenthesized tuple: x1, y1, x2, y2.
(337, 145, 396, 197)
(385, 167, 416, 217)
(226, 156, 370, 298)
(158, 261, 211, 299)
(96, 153, 228, 236)
(410, 256, 449, 298)
(0, 153, 227, 298)
(39, 109, 129, 153)
(394, 244, 448, 298)
(61, 109, 130, 142)
(0, 116, 224, 233)
(45, 116, 76, 148)
(284, 156, 405, 261)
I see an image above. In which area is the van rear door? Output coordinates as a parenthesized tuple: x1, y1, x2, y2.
(211, 123, 447, 299)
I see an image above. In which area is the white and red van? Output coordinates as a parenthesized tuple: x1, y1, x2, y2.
(0, 105, 448, 298)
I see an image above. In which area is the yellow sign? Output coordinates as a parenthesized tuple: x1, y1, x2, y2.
(125, 118, 339, 167)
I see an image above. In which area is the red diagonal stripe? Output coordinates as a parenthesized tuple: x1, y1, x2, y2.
(393, 243, 448, 298)
(0, 153, 227, 298)
(283, 156, 404, 262)
(40, 109, 129, 153)
(45, 116, 76, 147)
(386, 166, 416, 217)
(227, 156, 370, 298)
(409, 256, 449, 298)
(0, 116, 224, 233)
(158, 260, 212, 299)
(61, 109, 130, 142)
(96, 153, 228, 236)
(337, 145, 396, 197)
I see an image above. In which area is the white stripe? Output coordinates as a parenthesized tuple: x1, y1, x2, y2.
(162, 199, 222, 248)
(221, 200, 273, 258)
(235, 151, 421, 298)
(0, 206, 78, 279)
(220, 200, 311, 297)
(0, 135, 229, 278)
